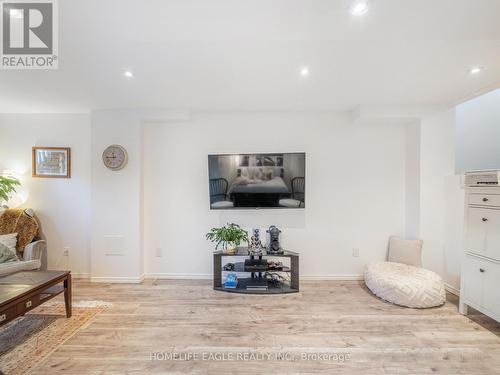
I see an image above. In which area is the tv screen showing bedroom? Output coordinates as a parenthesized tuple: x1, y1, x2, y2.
(208, 153, 305, 209)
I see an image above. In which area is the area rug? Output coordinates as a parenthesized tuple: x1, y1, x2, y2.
(0, 301, 110, 375)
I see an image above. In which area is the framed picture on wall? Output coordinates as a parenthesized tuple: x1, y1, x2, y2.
(32, 147, 71, 178)
(239, 155, 249, 167)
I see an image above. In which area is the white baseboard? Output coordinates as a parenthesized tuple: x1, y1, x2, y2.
(144, 273, 364, 281)
(90, 275, 145, 283)
(300, 274, 364, 281)
(445, 283, 460, 296)
(145, 273, 212, 280)
(71, 273, 91, 280)
(77, 272, 458, 293)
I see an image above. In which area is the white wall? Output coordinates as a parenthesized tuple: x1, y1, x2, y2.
(143, 112, 408, 278)
(0, 114, 91, 276)
(419, 109, 463, 291)
(90, 110, 144, 282)
(405, 122, 421, 239)
(456, 88, 500, 172)
(0, 109, 462, 284)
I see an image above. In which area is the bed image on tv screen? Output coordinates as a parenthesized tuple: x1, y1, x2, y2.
(208, 153, 305, 209)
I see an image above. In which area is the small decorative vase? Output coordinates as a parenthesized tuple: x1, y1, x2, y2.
(225, 245, 237, 255)
(250, 229, 263, 249)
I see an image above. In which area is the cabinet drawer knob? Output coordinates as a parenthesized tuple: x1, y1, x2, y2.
(482, 197, 489, 202)
(482, 217, 488, 222)
(0, 313, 6, 322)
(480, 268, 485, 273)
(25, 300, 32, 308)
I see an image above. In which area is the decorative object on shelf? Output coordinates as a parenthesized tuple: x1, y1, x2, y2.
(102, 144, 128, 171)
(0, 175, 20, 208)
(248, 228, 263, 255)
(267, 225, 283, 254)
(244, 258, 267, 272)
(32, 147, 71, 178)
(267, 260, 283, 270)
(265, 272, 287, 287)
(248, 247, 263, 256)
(250, 228, 263, 249)
(224, 272, 238, 288)
(206, 223, 249, 255)
(223, 263, 235, 271)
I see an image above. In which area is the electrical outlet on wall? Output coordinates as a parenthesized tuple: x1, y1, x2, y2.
(63, 247, 70, 256)
(352, 248, 360, 257)
(155, 248, 163, 257)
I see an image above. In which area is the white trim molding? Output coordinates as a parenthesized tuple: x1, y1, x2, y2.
(145, 273, 212, 280)
(71, 273, 91, 280)
(144, 273, 364, 281)
(445, 283, 460, 297)
(300, 274, 364, 281)
(90, 275, 145, 283)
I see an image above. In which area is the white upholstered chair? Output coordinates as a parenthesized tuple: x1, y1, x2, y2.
(0, 208, 47, 276)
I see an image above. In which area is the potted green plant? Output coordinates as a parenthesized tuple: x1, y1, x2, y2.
(0, 175, 21, 208)
(206, 223, 249, 254)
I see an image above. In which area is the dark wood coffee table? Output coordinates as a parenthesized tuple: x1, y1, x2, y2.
(0, 270, 71, 327)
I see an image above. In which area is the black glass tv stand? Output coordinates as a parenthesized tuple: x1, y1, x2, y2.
(213, 247, 299, 294)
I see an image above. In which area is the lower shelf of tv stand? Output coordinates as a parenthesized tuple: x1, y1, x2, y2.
(214, 278, 298, 294)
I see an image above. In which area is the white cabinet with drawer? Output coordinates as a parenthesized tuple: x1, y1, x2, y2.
(466, 207, 500, 260)
(460, 174, 500, 323)
(463, 254, 486, 307)
(483, 262, 500, 315)
(463, 254, 500, 314)
(469, 193, 500, 207)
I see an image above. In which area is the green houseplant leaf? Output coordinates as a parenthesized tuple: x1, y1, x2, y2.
(0, 176, 21, 206)
(206, 223, 249, 251)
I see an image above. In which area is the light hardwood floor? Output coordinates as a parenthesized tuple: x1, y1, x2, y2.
(30, 280, 500, 374)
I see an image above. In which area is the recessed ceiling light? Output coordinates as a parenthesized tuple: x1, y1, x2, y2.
(350, 1, 369, 16)
(469, 66, 484, 75)
(300, 67, 310, 77)
(124, 70, 134, 78)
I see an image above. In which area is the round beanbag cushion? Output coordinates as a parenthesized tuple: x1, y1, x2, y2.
(364, 262, 446, 308)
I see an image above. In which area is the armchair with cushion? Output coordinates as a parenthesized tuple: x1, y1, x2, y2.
(279, 177, 305, 208)
(209, 178, 234, 209)
(0, 208, 46, 276)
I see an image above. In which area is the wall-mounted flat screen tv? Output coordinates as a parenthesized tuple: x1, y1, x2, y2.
(208, 153, 305, 209)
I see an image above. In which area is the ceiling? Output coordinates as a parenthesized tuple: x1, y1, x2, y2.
(1, 0, 500, 113)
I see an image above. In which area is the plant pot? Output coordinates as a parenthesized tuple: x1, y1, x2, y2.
(225, 245, 237, 255)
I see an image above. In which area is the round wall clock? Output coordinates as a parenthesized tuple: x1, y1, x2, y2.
(102, 145, 128, 170)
